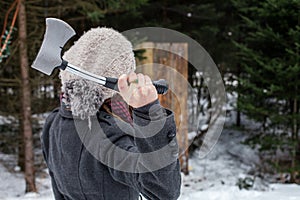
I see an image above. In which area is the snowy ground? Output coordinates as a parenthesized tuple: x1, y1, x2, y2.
(179, 129, 300, 200)
(0, 109, 300, 199)
(179, 184, 300, 200)
(1, 128, 300, 200)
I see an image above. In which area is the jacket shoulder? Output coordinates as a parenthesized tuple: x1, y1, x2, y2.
(46, 107, 60, 122)
(41, 107, 60, 162)
(42, 107, 60, 139)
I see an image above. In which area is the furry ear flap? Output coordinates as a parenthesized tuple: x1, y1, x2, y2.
(63, 79, 104, 119)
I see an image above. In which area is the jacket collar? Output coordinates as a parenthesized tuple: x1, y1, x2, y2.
(59, 103, 113, 125)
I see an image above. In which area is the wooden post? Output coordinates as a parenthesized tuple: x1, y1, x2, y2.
(136, 42, 189, 174)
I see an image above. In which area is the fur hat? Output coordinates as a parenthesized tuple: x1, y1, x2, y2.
(60, 27, 136, 119)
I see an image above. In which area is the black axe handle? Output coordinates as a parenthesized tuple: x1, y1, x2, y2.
(105, 77, 169, 95)
(62, 61, 169, 95)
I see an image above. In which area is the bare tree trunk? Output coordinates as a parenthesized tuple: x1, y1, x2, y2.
(236, 65, 241, 127)
(291, 97, 299, 183)
(18, 115, 25, 172)
(18, 0, 37, 193)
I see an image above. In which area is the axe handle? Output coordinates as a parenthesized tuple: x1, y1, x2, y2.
(105, 77, 169, 95)
(65, 62, 168, 95)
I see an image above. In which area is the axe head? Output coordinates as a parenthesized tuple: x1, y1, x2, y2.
(31, 18, 76, 75)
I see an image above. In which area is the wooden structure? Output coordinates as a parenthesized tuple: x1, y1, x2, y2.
(135, 42, 189, 174)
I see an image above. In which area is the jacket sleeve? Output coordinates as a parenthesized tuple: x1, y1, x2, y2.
(101, 100, 181, 200)
(40, 109, 66, 200)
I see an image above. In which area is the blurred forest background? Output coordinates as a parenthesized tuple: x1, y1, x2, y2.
(0, 0, 299, 193)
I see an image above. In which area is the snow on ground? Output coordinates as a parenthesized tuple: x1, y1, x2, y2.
(0, 157, 54, 200)
(179, 128, 300, 200)
(1, 111, 300, 199)
(1, 127, 300, 200)
(179, 184, 300, 200)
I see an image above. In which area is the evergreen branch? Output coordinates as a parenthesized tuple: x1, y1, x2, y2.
(0, 0, 20, 63)
(0, 0, 17, 47)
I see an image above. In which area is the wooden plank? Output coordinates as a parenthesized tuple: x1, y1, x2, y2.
(135, 42, 154, 77)
(135, 42, 189, 174)
(171, 43, 189, 175)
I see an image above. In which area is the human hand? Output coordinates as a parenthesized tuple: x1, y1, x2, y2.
(118, 72, 158, 108)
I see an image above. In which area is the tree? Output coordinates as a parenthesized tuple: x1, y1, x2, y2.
(232, 0, 300, 180)
(18, 0, 37, 192)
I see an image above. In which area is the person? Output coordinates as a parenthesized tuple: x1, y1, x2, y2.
(41, 27, 181, 200)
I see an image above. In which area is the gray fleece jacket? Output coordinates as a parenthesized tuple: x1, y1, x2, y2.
(41, 100, 181, 200)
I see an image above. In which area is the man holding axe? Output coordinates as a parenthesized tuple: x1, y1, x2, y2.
(36, 19, 181, 200)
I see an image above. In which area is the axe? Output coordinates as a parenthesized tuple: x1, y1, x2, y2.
(32, 18, 168, 94)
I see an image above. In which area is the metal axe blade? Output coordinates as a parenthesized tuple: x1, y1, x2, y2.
(32, 18, 76, 75)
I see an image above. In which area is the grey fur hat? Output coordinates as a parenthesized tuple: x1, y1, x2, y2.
(60, 27, 136, 119)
